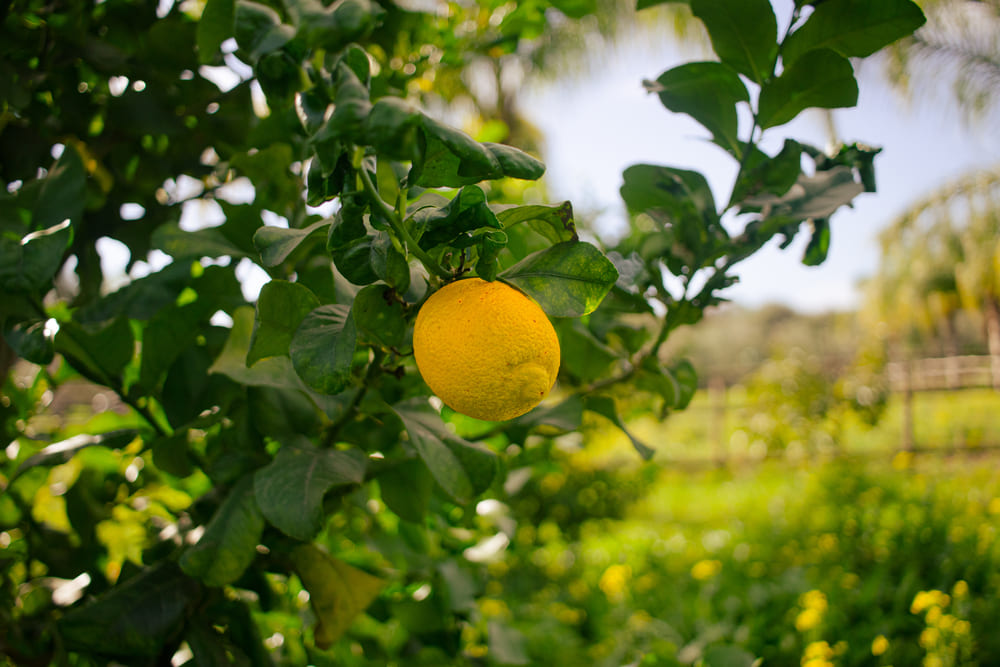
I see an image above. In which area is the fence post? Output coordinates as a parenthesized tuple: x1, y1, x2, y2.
(902, 360, 914, 451)
(709, 377, 727, 464)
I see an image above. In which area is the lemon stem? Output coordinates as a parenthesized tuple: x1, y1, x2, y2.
(358, 164, 451, 280)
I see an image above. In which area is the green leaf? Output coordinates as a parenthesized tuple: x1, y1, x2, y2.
(284, 0, 382, 51)
(34, 144, 86, 230)
(152, 223, 249, 260)
(648, 62, 750, 155)
(553, 319, 618, 384)
(500, 241, 618, 317)
(690, 0, 777, 85)
(782, 0, 926, 69)
(290, 543, 385, 649)
(352, 284, 407, 349)
(254, 440, 366, 540)
(369, 231, 410, 291)
(331, 236, 380, 286)
(198, 0, 235, 64)
(483, 143, 545, 181)
(377, 458, 433, 523)
(210, 306, 307, 391)
(412, 185, 502, 250)
(393, 398, 499, 504)
(4, 319, 55, 365)
(757, 49, 858, 130)
(412, 116, 503, 188)
(621, 163, 719, 228)
(742, 165, 864, 221)
(55, 316, 134, 382)
(58, 562, 201, 658)
(730, 139, 803, 205)
(363, 97, 422, 162)
(802, 218, 831, 266)
(585, 395, 655, 460)
(702, 644, 758, 667)
(234, 0, 294, 59)
(1, 219, 74, 293)
(670, 358, 698, 409)
(248, 280, 321, 366)
(253, 219, 330, 267)
(180, 475, 265, 587)
(290, 305, 357, 395)
(475, 230, 507, 281)
(496, 201, 578, 244)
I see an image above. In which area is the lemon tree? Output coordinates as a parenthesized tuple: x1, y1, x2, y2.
(0, 0, 923, 664)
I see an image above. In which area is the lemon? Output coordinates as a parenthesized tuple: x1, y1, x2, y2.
(413, 277, 560, 421)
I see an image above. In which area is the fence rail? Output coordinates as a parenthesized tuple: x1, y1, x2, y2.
(887, 355, 1000, 392)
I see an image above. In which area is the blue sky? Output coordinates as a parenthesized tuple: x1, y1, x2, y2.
(521, 40, 1000, 313)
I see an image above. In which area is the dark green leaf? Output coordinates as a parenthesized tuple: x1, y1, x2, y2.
(370, 231, 410, 291)
(690, 0, 777, 84)
(475, 230, 508, 281)
(648, 62, 750, 155)
(285, 0, 382, 51)
(4, 319, 55, 365)
(34, 144, 86, 230)
(248, 280, 321, 366)
(670, 358, 698, 409)
(553, 319, 618, 384)
(234, 0, 294, 59)
(2, 219, 74, 293)
(352, 284, 407, 349)
(332, 236, 380, 286)
(730, 139, 803, 205)
(254, 439, 366, 540)
(412, 116, 503, 188)
(152, 223, 249, 259)
(58, 562, 201, 658)
(585, 395, 655, 460)
(364, 97, 422, 162)
(290, 305, 357, 395)
(180, 475, 265, 587)
(802, 218, 831, 266)
(757, 49, 858, 130)
(291, 543, 385, 649)
(393, 398, 499, 504)
(483, 143, 545, 181)
(198, 0, 235, 64)
(500, 241, 618, 317)
(496, 201, 578, 244)
(253, 219, 330, 267)
(412, 185, 502, 250)
(55, 316, 134, 382)
(378, 458, 433, 522)
(210, 306, 307, 391)
(782, 0, 926, 68)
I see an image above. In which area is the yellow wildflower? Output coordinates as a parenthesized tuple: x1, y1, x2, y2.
(691, 559, 722, 581)
(871, 635, 889, 656)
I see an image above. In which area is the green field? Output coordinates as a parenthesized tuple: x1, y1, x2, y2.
(465, 389, 1000, 667)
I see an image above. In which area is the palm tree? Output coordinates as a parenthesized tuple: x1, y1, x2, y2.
(884, 0, 1000, 122)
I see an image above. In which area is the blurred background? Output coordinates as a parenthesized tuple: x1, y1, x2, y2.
(437, 1, 1000, 665)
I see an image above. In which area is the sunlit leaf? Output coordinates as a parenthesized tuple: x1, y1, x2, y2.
(291, 543, 385, 648)
(501, 241, 618, 317)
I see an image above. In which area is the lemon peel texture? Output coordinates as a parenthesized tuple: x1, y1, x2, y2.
(413, 278, 561, 421)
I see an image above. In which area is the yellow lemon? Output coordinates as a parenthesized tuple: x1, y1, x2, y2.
(413, 277, 560, 421)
